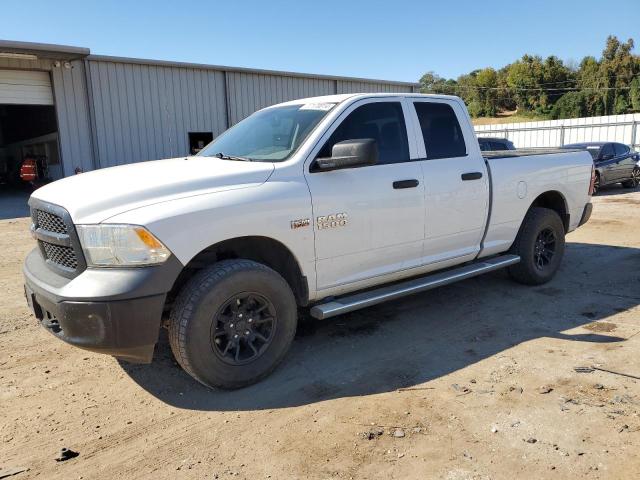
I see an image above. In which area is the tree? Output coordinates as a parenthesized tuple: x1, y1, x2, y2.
(506, 55, 546, 112)
(419, 71, 457, 95)
(550, 92, 587, 119)
(630, 77, 640, 111)
(542, 56, 573, 106)
(417, 34, 639, 119)
(475, 68, 499, 116)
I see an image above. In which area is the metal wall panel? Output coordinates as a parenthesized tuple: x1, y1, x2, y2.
(2, 47, 419, 177)
(87, 58, 420, 168)
(86, 59, 227, 168)
(225, 72, 336, 124)
(0, 58, 95, 176)
(336, 80, 413, 94)
(225, 72, 416, 124)
(50, 61, 95, 176)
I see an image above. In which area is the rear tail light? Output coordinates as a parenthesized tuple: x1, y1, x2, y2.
(589, 164, 596, 195)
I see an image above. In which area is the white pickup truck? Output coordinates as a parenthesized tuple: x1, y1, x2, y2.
(23, 93, 594, 389)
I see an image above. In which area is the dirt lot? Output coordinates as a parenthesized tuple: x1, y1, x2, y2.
(1, 188, 640, 480)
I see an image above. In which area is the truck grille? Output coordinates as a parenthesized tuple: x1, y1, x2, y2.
(35, 210, 68, 234)
(30, 202, 85, 278)
(41, 241, 78, 269)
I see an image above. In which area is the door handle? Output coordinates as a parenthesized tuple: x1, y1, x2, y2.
(461, 172, 483, 181)
(393, 179, 419, 189)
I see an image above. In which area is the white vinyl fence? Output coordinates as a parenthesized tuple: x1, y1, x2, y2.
(475, 113, 640, 149)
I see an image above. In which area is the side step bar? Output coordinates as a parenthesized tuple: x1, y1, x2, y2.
(310, 254, 520, 320)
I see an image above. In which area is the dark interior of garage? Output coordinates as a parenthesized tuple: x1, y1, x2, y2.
(0, 104, 60, 186)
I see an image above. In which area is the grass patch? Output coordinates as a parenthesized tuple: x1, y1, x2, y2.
(472, 111, 549, 125)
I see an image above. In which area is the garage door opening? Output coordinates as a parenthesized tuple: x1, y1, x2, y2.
(0, 69, 62, 189)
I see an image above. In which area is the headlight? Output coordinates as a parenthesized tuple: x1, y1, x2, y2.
(76, 224, 171, 267)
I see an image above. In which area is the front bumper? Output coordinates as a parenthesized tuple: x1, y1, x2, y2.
(23, 248, 183, 363)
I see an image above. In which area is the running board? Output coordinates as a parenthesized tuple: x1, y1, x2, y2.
(310, 254, 520, 320)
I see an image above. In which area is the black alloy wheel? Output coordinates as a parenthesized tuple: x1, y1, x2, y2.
(212, 293, 276, 365)
(533, 228, 556, 271)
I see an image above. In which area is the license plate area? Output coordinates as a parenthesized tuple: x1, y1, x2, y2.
(24, 285, 62, 333)
(24, 284, 43, 320)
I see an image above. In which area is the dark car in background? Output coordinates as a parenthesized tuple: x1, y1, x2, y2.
(562, 142, 640, 193)
(478, 137, 516, 151)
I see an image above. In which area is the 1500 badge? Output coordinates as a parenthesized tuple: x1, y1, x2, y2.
(317, 213, 348, 230)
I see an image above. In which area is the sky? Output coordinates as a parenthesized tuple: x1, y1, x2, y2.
(1, 0, 638, 83)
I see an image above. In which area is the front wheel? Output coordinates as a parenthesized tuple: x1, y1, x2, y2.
(508, 207, 566, 285)
(621, 167, 640, 188)
(168, 259, 298, 389)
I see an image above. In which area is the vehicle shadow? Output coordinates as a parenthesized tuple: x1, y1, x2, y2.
(120, 241, 640, 411)
(595, 184, 639, 197)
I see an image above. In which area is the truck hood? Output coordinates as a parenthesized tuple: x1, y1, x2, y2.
(32, 156, 275, 223)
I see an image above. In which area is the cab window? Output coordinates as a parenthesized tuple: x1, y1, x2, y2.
(317, 102, 410, 165)
(413, 102, 467, 159)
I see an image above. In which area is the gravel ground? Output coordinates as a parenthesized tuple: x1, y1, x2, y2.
(1, 187, 639, 480)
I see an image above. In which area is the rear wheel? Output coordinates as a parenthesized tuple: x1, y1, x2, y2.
(169, 259, 297, 389)
(621, 167, 640, 188)
(592, 172, 600, 194)
(507, 207, 565, 285)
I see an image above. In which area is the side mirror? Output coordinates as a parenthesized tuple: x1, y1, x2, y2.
(315, 139, 378, 171)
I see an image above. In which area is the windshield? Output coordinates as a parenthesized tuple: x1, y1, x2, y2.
(199, 103, 336, 162)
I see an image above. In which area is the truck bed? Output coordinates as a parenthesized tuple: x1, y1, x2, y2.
(483, 148, 581, 159)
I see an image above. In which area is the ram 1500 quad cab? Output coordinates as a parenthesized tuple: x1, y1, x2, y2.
(23, 93, 595, 389)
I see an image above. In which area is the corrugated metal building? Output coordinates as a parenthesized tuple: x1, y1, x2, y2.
(0, 40, 418, 180)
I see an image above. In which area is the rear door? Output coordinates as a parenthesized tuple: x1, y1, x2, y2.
(408, 99, 489, 264)
(304, 98, 425, 291)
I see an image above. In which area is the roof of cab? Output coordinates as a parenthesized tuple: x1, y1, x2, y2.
(273, 92, 462, 108)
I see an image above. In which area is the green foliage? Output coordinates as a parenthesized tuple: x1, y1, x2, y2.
(550, 92, 587, 119)
(630, 77, 640, 111)
(420, 35, 640, 119)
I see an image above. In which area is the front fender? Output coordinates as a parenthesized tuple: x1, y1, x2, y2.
(105, 179, 317, 295)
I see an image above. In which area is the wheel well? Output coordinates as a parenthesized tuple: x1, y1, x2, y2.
(165, 237, 309, 312)
(530, 191, 569, 232)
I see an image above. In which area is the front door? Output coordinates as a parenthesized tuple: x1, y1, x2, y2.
(409, 99, 489, 264)
(304, 99, 425, 291)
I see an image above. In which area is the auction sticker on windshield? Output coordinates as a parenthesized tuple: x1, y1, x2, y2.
(299, 103, 335, 111)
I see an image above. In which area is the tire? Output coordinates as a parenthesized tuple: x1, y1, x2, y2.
(621, 167, 640, 188)
(507, 207, 565, 285)
(168, 259, 297, 389)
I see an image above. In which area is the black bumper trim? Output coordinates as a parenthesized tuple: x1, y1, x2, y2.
(23, 248, 184, 363)
(579, 202, 593, 227)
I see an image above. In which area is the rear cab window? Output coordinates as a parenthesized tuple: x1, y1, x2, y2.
(413, 102, 467, 159)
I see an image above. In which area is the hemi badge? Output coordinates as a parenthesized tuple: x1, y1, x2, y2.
(290, 218, 310, 229)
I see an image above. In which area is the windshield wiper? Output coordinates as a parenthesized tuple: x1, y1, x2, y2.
(214, 152, 252, 162)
